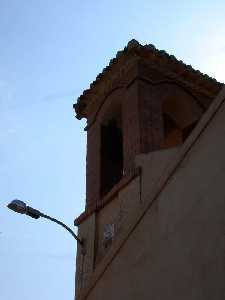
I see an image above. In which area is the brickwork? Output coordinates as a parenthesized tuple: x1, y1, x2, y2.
(138, 79, 164, 153)
(122, 80, 140, 173)
(85, 72, 210, 210)
(81, 56, 220, 211)
(86, 88, 125, 209)
(75, 41, 221, 211)
(86, 122, 100, 209)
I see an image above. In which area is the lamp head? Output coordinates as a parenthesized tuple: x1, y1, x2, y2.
(7, 199, 27, 214)
(7, 199, 41, 219)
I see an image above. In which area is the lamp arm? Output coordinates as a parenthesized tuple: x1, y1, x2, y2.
(40, 213, 83, 246)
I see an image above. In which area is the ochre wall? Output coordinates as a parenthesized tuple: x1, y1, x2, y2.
(76, 88, 225, 300)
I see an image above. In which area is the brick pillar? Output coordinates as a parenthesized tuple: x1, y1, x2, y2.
(86, 122, 100, 210)
(123, 79, 164, 174)
(138, 80, 164, 153)
(122, 80, 140, 174)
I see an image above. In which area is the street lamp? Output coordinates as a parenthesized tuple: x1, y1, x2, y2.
(7, 199, 83, 247)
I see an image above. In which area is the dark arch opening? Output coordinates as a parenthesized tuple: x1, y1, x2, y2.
(100, 120, 123, 197)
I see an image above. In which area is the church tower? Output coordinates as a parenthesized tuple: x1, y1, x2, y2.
(73, 40, 222, 299)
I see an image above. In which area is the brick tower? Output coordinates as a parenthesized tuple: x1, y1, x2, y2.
(73, 40, 222, 299)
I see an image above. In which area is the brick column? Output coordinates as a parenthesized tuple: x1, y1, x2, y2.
(86, 122, 100, 210)
(122, 80, 140, 174)
(138, 79, 164, 153)
(123, 79, 164, 174)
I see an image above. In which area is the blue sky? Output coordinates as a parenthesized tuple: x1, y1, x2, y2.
(0, 1, 225, 299)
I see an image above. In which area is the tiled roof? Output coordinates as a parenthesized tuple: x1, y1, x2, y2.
(74, 39, 222, 119)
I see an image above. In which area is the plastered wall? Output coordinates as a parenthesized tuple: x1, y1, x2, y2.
(77, 90, 225, 300)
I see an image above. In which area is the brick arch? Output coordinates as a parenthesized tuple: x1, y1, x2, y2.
(98, 88, 123, 125)
(86, 85, 125, 130)
(157, 83, 203, 148)
(96, 87, 125, 197)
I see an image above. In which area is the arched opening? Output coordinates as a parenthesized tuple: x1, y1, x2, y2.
(100, 99, 123, 197)
(100, 120, 123, 196)
(163, 113, 183, 148)
(162, 90, 202, 149)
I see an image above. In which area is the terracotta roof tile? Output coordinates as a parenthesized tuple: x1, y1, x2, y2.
(74, 39, 223, 119)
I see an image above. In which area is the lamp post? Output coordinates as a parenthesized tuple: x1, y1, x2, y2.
(7, 199, 83, 247)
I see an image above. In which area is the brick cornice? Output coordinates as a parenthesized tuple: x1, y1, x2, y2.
(74, 39, 223, 120)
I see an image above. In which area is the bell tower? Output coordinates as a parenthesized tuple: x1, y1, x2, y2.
(73, 40, 221, 297)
